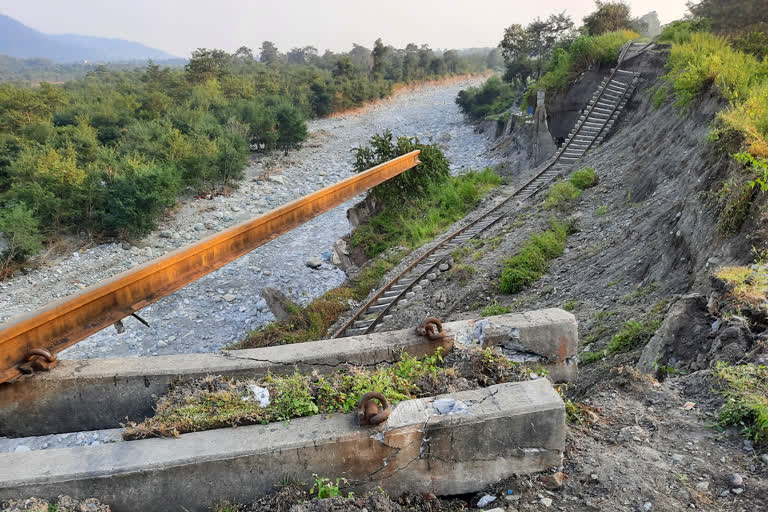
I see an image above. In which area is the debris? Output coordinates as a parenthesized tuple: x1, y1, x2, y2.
(477, 495, 496, 507)
(305, 257, 323, 269)
(682, 402, 695, 410)
(432, 398, 469, 415)
(248, 385, 271, 407)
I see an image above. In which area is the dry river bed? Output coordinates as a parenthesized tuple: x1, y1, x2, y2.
(0, 78, 498, 453)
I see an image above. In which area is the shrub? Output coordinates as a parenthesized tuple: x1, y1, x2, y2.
(500, 219, 567, 293)
(455, 76, 520, 120)
(658, 19, 710, 45)
(0, 203, 43, 265)
(351, 130, 451, 207)
(543, 181, 581, 210)
(481, 301, 512, 316)
(570, 167, 599, 189)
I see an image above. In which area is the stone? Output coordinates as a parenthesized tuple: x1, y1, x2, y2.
(222, 294, 236, 303)
(672, 454, 685, 464)
(305, 257, 323, 269)
(694, 481, 709, 492)
(159, 231, 173, 239)
(438, 263, 450, 272)
(617, 425, 648, 443)
(643, 502, 652, 511)
(13, 445, 30, 453)
(540, 497, 553, 507)
(121, 242, 132, 250)
(261, 287, 296, 323)
(541, 471, 566, 489)
(760, 454, 768, 465)
(731, 487, 743, 495)
(204, 222, 217, 230)
(193, 223, 204, 231)
(729, 473, 743, 488)
(269, 175, 285, 184)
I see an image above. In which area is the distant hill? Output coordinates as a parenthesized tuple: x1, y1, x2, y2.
(0, 14, 176, 63)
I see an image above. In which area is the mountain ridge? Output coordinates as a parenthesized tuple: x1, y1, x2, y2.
(0, 13, 176, 63)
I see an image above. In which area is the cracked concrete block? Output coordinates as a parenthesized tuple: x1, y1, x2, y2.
(0, 379, 564, 512)
(452, 309, 578, 382)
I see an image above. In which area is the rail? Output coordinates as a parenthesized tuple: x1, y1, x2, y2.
(0, 151, 421, 384)
(332, 41, 649, 338)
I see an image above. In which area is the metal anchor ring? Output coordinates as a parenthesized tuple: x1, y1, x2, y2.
(18, 348, 58, 375)
(416, 317, 445, 341)
(358, 391, 391, 426)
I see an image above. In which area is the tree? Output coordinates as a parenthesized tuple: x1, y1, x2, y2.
(500, 13, 574, 82)
(185, 48, 231, 83)
(332, 56, 356, 79)
(688, 0, 768, 34)
(582, 1, 632, 35)
(234, 46, 255, 62)
(260, 41, 279, 65)
(372, 38, 388, 76)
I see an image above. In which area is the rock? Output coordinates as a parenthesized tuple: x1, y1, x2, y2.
(438, 263, 450, 271)
(540, 497, 553, 507)
(305, 257, 323, 269)
(193, 223, 204, 231)
(672, 454, 685, 464)
(13, 445, 30, 453)
(731, 487, 744, 495)
(744, 439, 754, 452)
(642, 502, 652, 511)
(263, 270, 272, 276)
(204, 221, 217, 230)
(159, 231, 173, 239)
(694, 481, 709, 492)
(541, 471, 566, 489)
(405, 291, 416, 299)
(729, 473, 743, 488)
(636, 294, 710, 374)
(121, 242, 132, 250)
(261, 287, 296, 323)
(760, 453, 768, 465)
(269, 175, 285, 184)
(617, 425, 649, 443)
(223, 294, 236, 302)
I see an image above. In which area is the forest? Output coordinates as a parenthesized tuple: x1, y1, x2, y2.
(0, 40, 493, 266)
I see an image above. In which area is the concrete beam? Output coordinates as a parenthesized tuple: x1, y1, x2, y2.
(0, 309, 577, 437)
(0, 379, 565, 512)
(454, 309, 578, 382)
(0, 329, 452, 437)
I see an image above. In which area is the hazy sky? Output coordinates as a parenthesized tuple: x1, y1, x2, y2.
(1, 1, 690, 58)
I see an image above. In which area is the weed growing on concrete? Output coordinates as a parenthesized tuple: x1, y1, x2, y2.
(713, 363, 768, 445)
(481, 301, 512, 317)
(310, 476, 347, 499)
(499, 219, 568, 294)
(123, 347, 532, 440)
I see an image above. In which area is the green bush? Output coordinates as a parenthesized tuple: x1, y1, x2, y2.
(351, 130, 451, 207)
(658, 19, 710, 45)
(570, 167, 599, 189)
(499, 219, 567, 293)
(543, 181, 581, 210)
(605, 318, 661, 354)
(455, 76, 520, 120)
(0, 203, 42, 265)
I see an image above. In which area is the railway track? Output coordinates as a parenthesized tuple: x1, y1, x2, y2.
(333, 41, 649, 338)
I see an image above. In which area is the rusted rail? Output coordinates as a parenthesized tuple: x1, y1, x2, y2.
(0, 151, 421, 384)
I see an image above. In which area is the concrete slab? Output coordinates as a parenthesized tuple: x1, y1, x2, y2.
(0, 379, 565, 512)
(0, 328, 452, 437)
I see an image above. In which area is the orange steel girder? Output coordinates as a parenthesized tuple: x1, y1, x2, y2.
(0, 151, 421, 384)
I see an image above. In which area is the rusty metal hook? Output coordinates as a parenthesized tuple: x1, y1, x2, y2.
(416, 317, 445, 341)
(358, 391, 391, 426)
(17, 348, 58, 375)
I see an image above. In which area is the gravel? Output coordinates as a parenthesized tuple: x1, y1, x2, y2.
(0, 78, 498, 361)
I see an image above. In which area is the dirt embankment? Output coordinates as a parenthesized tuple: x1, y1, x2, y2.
(346, 46, 768, 511)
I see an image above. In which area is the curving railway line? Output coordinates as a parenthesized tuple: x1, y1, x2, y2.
(332, 41, 652, 339)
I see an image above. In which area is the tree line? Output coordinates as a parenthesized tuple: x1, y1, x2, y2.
(0, 40, 493, 268)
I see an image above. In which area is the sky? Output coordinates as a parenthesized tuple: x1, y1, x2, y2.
(1, 0, 691, 58)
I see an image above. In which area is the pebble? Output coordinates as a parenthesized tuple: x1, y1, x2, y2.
(731, 488, 743, 495)
(223, 294, 236, 302)
(305, 257, 323, 269)
(476, 495, 496, 507)
(694, 481, 709, 492)
(159, 231, 173, 239)
(729, 473, 743, 488)
(438, 263, 450, 271)
(540, 497, 553, 507)
(672, 454, 685, 464)
(643, 503, 652, 511)
(761, 454, 768, 465)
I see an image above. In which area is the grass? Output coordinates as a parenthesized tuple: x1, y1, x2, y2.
(656, 32, 768, 224)
(481, 300, 512, 316)
(605, 318, 662, 354)
(713, 362, 768, 445)
(499, 219, 568, 294)
(580, 351, 605, 364)
(232, 250, 404, 349)
(715, 262, 768, 312)
(351, 167, 502, 259)
(563, 300, 579, 312)
(123, 347, 533, 440)
(622, 282, 660, 303)
(524, 30, 639, 108)
(542, 168, 599, 210)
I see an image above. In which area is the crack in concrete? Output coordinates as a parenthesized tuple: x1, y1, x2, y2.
(221, 351, 399, 369)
